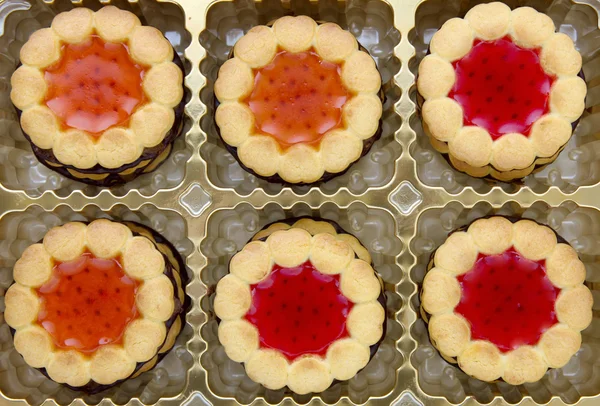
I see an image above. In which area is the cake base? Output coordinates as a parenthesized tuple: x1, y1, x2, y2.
(416, 63, 585, 182)
(16, 51, 187, 187)
(214, 42, 385, 186)
(419, 216, 581, 382)
(227, 217, 387, 387)
(10, 221, 189, 394)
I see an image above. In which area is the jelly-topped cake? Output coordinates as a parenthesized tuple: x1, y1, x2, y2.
(214, 16, 383, 184)
(417, 3, 587, 181)
(10, 6, 184, 186)
(421, 217, 592, 385)
(214, 218, 385, 394)
(4, 219, 186, 391)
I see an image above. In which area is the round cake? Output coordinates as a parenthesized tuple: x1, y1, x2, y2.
(10, 6, 185, 186)
(4, 219, 187, 392)
(214, 16, 383, 185)
(214, 218, 385, 394)
(417, 3, 586, 181)
(421, 216, 592, 385)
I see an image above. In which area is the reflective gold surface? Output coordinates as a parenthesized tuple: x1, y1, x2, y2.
(0, 0, 599, 405)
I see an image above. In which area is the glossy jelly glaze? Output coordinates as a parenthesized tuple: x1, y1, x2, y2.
(36, 253, 138, 353)
(247, 49, 349, 148)
(449, 37, 553, 139)
(455, 248, 559, 352)
(44, 35, 146, 135)
(245, 261, 352, 360)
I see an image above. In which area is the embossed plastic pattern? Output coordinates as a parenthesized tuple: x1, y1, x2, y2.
(0, 0, 599, 406)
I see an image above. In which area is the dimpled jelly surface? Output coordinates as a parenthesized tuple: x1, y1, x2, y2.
(245, 261, 352, 360)
(247, 50, 349, 148)
(44, 35, 146, 134)
(455, 249, 559, 352)
(36, 253, 138, 353)
(449, 37, 553, 139)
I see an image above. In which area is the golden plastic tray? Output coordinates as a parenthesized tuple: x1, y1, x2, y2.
(0, 0, 599, 405)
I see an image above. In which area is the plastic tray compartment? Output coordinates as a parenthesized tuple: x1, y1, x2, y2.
(409, 201, 600, 405)
(0, 0, 193, 198)
(199, 0, 402, 196)
(0, 204, 195, 405)
(199, 202, 403, 404)
(408, 0, 600, 195)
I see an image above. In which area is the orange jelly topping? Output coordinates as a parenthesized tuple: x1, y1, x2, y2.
(44, 35, 146, 134)
(247, 50, 349, 148)
(36, 253, 138, 353)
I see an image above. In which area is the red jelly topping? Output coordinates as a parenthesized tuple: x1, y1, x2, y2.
(455, 249, 559, 352)
(449, 37, 553, 139)
(36, 253, 138, 353)
(247, 50, 349, 148)
(44, 35, 146, 134)
(245, 261, 352, 360)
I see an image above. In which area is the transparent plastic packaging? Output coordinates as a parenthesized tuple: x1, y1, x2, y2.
(0, 0, 598, 405)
